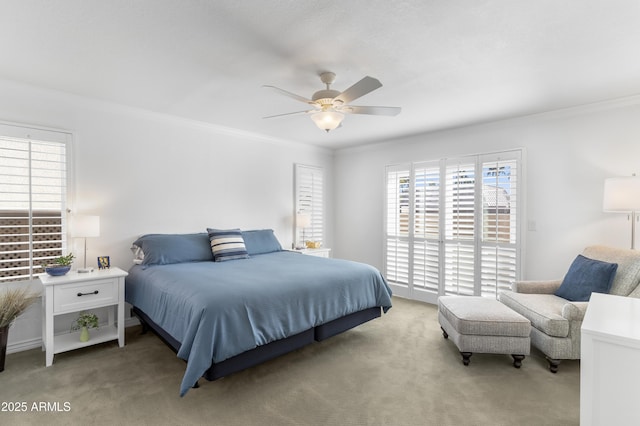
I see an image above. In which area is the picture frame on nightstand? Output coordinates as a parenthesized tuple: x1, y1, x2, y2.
(97, 256, 110, 269)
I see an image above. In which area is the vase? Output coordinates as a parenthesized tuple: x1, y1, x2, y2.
(0, 325, 8, 372)
(79, 326, 89, 342)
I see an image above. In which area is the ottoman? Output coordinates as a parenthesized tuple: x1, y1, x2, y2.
(438, 296, 531, 368)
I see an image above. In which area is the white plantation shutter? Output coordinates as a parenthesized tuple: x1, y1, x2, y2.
(0, 124, 70, 283)
(295, 164, 324, 246)
(412, 162, 440, 294)
(444, 243, 476, 296)
(480, 246, 517, 297)
(443, 160, 476, 296)
(480, 155, 519, 297)
(384, 150, 521, 302)
(385, 165, 410, 288)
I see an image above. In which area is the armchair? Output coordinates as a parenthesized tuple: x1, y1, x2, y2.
(499, 245, 640, 372)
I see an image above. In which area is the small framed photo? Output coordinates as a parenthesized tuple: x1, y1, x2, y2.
(97, 256, 110, 269)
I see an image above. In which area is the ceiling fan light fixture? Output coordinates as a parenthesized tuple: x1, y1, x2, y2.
(264, 71, 400, 133)
(311, 110, 344, 132)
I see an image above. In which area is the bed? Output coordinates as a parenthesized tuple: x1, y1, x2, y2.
(124, 230, 393, 396)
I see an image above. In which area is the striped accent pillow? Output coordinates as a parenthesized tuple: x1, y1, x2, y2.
(207, 228, 249, 262)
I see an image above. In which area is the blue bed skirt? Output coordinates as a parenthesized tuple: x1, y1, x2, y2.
(132, 305, 381, 381)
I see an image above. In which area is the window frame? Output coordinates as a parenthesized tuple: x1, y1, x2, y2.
(384, 149, 523, 303)
(0, 122, 74, 289)
(294, 163, 324, 248)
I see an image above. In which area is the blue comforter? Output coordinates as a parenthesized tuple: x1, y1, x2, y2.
(125, 251, 392, 396)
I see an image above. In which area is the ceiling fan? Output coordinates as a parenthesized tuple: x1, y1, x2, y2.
(263, 72, 401, 132)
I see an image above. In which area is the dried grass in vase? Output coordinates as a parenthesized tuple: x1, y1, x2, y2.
(0, 287, 39, 328)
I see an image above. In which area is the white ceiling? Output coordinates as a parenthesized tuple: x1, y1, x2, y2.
(2, 1, 640, 149)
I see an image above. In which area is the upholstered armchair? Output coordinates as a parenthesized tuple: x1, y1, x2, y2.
(499, 245, 640, 372)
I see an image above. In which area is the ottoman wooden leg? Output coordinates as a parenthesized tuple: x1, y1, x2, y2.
(441, 327, 449, 339)
(460, 352, 472, 366)
(511, 354, 525, 368)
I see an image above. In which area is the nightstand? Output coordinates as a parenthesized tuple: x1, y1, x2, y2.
(39, 267, 128, 366)
(295, 248, 332, 258)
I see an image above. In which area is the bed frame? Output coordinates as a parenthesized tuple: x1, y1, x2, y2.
(132, 305, 381, 386)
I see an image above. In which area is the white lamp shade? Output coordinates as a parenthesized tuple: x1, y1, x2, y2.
(296, 213, 312, 228)
(71, 215, 100, 238)
(311, 111, 344, 132)
(603, 176, 640, 212)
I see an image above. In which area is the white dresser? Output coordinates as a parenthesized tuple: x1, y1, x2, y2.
(580, 293, 640, 426)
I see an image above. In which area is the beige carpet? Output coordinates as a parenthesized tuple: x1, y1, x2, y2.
(0, 297, 579, 425)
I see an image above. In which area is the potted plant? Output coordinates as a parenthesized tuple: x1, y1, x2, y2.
(0, 288, 38, 372)
(72, 312, 99, 342)
(42, 253, 74, 276)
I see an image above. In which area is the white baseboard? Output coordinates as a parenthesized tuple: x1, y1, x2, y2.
(6, 337, 43, 355)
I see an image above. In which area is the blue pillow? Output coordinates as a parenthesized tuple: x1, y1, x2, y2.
(133, 233, 213, 266)
(241, 229, 282, 255)
(555, 255, 618, 302)
(207, 228, 250, 262)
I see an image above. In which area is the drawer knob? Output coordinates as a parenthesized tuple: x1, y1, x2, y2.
(77, 290, 99, 297)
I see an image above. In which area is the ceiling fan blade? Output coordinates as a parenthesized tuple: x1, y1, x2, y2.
(262, 85, 314, 104)
(333, 76, 382, 104)
(342, 105, 402, 116)
(263, 110, 312, 119)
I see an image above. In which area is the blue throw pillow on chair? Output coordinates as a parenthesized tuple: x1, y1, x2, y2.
(555, 254, 618, 301)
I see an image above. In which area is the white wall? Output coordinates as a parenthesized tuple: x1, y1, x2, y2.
(3, 74, 640, 352)
(333, 99, 640, 282)
(0, 79, 334, 351)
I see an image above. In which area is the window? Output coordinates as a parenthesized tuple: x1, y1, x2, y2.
(0, 124, 71, 284)
(385, 150, 522, 303)
(294, 164, 324, 247)
(385, 166, 411, 286)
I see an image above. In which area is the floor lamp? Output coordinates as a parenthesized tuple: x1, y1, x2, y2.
(71, 215, 100, 272)
(603, 175, 640, 249)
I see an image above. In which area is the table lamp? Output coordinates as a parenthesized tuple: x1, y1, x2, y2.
(296, 212, 311, 249)
(71, 215, 100, 272)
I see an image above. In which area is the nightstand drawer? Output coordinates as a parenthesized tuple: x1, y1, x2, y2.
(53, 279, 119, 314)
